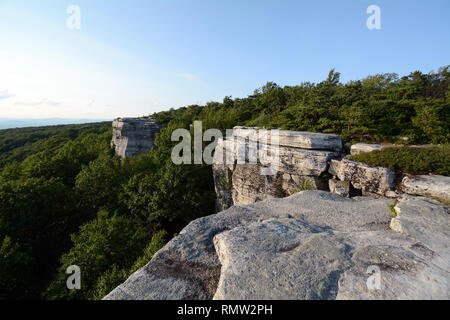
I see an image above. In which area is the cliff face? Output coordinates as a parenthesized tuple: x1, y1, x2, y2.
(212, 127, 343, 211)
(111, 118, 161, 158)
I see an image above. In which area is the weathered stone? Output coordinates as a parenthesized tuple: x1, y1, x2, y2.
(105, 191, 449, 300)
(350, 143, 385, 155)
(385, 190, 401, 198)
(336, 233, 449, 300)
(213, 219, 351, 300)
(212, 128, 341, 209)
(329, 158, 395, 196)
(329, 179, 350, 197)
(390, 196, 449, 262)
(400, 175, 450, 203)
(214, 136, 340, 176)
(212, 163, 234, 212)
(104, 191, 394, 300)
(214, 225, 449, 300)
(338, 196, 450, 300)
(233, 126, 342, 152)
(111, 118, 161, 158)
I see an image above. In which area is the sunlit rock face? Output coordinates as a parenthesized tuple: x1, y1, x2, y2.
(212, 127, 343, 211)
(350, 143, 386, 155)
(111, 118, 161, 158)
(329, 158, 396, 197)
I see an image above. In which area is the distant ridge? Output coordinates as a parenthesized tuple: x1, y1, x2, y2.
(0, 118, 111, 129)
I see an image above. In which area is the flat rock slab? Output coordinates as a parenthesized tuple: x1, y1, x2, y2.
(213, 219, 351, 300)
(104, 191, 393, 300)
(233, 126, 342, 152)
(104, 191, 449, 300)
(214, 223, 448, 300)
(400, 175, 450, 203)
(330, 158, 395, 196)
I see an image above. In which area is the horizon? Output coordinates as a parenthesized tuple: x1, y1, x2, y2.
(0, 117, 112, 130)
(1, 0, 449, 119)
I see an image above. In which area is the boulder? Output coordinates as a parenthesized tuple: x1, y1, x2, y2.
(213, 219, 351, 300)
(105, 191, 450, 300)
(214, 225, 448, 300)
(329, 158, 395, 196)
(400, 175, 450, 203)
(350, 143, 385, 155)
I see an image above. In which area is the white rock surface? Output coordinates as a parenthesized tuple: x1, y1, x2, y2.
(105, 191, 449, 300)
(329, 158, 395, 196)
(329, 179, 350, 197)
(400, 175, 450, 203)
(104, 191, 393, 300)
(350, 143, 385, 155)
(233, 126, 342, 152)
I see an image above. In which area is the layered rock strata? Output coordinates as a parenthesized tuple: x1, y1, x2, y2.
(350, 143, 385, 155)
(400, 175, 450, 203)
(111, 118, 161, 158)
(212, 127, 342, 211)
(329, 158, 396, 197)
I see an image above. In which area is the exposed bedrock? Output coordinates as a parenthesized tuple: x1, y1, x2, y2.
(104, 191, 449, 300)
(212, 127, 342, 210)
(400, 174, 450, 203)
(350, 143, 386, 155)
(329, 158, 396, 197)
(111, 117, 162, 158)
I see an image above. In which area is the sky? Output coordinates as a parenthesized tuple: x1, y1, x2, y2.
(0, 0, 449, 119)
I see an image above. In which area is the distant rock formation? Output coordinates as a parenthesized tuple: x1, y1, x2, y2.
(111, 118, 161, 158)
(104, 191, 449, 300)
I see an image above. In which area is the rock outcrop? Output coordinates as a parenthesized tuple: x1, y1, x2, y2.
(111, 118, 161, 158)
(212, 127, 342, 211)
(329, 158, 396, 197)
(233, 126, 343, 151)
(400, 175, 450, 203)
(328, 179, 350, 197)
(105, 191, 449, 300)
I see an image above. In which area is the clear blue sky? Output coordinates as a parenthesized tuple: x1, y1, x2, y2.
(0, 0, 448, 119)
